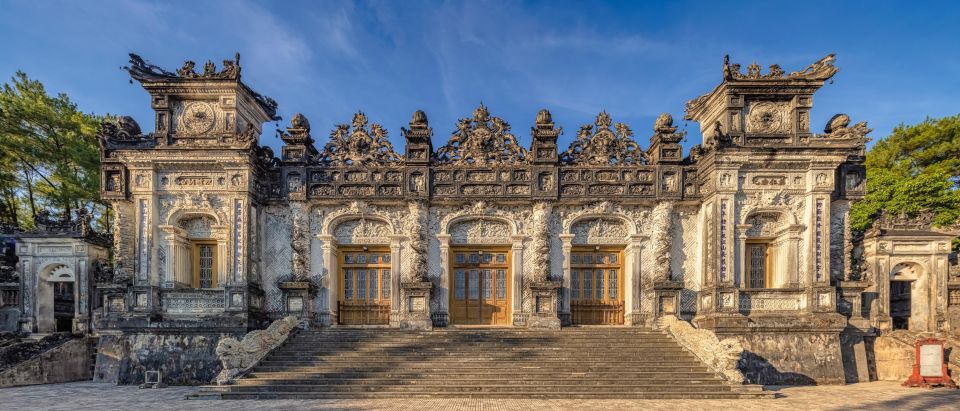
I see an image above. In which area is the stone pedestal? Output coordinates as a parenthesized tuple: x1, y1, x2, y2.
(279, 281, 314, 328)
(837, 281, 870, 319)
(527, 281, 561, 330)
(652, 280, 684, 318)
(400, 281, 432, 331)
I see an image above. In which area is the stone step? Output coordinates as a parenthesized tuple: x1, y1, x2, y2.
(191, 391, 771, 400)
(210, 383, 740, 393)
(250, 365, 715, 373)
(246, 370, 722, 379)
(192, 327, 770, 400)
(235, 377, 727, 386)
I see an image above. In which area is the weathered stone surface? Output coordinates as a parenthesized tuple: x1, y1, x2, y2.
(215, 315, 297, 384)
(873, 335, 914, 381)
(94, 333, 237, 385)
(0, 338, 90, 387)
(658, 315, 744, 383)
(735, 332, 845, 385)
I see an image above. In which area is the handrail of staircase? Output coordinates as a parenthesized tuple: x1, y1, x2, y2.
(656, 315, 746, 383)
(213, 316, 299, 385)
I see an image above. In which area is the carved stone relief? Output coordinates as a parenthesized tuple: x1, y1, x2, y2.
(570, 218, 628, 245)
(745, 101, 792, 134)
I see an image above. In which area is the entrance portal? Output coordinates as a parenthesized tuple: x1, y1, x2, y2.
(450, 248, 511, 325)
(570, 248, 624, 325)
(53, 281, 75, 332)
(338, 247, 392, 325)
(890, 280, 912, 330)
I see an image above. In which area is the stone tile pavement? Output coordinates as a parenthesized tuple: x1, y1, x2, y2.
(0, 381, 958, 410)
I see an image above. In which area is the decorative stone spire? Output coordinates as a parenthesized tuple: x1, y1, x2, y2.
(531, 109, 561, 165)
(402, 110, 433, 165)
(647, 113, 686, 164)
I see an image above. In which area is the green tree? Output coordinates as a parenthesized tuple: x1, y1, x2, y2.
(0, 71, 105, 228)
(851, 114, 960, 231)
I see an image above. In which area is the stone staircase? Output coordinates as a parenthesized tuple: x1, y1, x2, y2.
(191, 327, 769, 399)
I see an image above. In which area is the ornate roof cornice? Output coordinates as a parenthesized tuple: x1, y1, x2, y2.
(318, 112, 403, 166)
(435, 103, 528, 166)
(561, 111, 647, 166)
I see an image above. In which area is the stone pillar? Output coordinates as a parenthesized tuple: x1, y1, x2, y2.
(511, 235, 526, 326)
(400, 281, 432, 330)
(559, 234, 574, 326)
(626, 234, 646, 326)
(389, 235, 403, 327)
(527, 281, 561, 329)
(317, 234, 336, 326)
(436, 233, 451, 327)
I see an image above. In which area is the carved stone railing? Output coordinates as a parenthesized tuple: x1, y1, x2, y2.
(161, 289, 226, 314)
(657, 315, 745, 383)
(215, 316, 298, 385)
(738, 288, 806, 314)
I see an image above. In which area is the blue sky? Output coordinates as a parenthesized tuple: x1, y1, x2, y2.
(2, 0, 958, 153)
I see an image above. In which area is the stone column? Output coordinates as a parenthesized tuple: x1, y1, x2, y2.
(436, 233, 451, 327)
(559, 234, 574, 325)
(626, 234, 646, 326)
(317, 234, 336, 326)
(511, 235, 526, 326)
(735, 226, 749, 288)
(389, 235, 403, 327)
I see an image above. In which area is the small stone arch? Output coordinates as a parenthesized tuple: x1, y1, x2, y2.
(167, 208, 223, 227)
(41, 263, 75, 282)
(890, 261, 924, 281)
(738, 208, 803, 288)
(886, 260, 932, 331)
(566, 214, 634, 245)
(740, 207, 799, 229)
(37, 263, 76, 333)
(328, 215, 394, 245)
(444, 215, 516, 245)
(159, 211, 228, 289)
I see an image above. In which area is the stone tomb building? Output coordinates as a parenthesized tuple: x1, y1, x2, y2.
(92, 53, 945, 385)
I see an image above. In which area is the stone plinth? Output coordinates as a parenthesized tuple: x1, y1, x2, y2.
(527, 281, 561, 330)
(279, 281, 314, 327)
(400, 281, 432, 330)
(652, 280, 684, 318)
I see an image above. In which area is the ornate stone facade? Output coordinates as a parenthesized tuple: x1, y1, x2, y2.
(92, 53, 897, 385)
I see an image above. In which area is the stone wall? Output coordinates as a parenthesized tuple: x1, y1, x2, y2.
(734, 332, 845, 385)
(873, 335, 914, 381)
(0, 338, 91, 387)
(94, 332, 240, 385)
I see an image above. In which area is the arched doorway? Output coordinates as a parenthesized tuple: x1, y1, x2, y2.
(888, 262, 930, 331)
(38, 264, 76, 333)
(446, 218, 514, 326)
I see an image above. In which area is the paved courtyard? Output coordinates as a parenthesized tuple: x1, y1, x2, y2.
(1, 381, 959, 410)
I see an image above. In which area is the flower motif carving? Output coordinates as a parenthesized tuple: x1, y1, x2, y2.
(561, 111, 647, 166)
(319, 112, 403, 166)
(435, 103, 528, 165)
(746, 102, 791, 134)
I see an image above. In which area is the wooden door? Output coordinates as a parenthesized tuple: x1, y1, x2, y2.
(191, 242, 218, 288)
(746, 242, 772, 288)
(338, 247, 392, 325)
(570, 248, 624, 325)
(450, 249, 511, 325)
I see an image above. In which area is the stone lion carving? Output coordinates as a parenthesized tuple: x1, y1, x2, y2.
(658, 315, 745, 383)
(215, 315, 298, 385)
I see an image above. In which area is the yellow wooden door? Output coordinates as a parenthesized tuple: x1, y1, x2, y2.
(450, 249, 510, 325)
(570, 248, 624, 325)
(338, 247, 391, 325)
